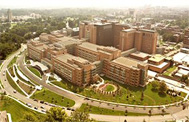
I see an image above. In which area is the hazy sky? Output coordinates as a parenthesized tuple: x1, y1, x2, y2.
(1, 0, 189, 9)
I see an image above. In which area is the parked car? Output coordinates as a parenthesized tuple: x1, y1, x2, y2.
(26, 103, 32, 107)
(40, 101, 44, 104)
(13, 90, 17, 93)
(41, 109, 46, 113)
(34, 107, 38, 110)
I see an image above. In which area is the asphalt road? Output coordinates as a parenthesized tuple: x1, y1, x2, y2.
(1, 44, 189, 122)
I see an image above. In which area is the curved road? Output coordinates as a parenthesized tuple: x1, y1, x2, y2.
(1, 44, 189, 122)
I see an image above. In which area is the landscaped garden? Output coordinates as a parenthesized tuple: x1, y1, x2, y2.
(31, 88, 75, 107)
(6, 71, 25, 96)
(17, 80, 35, 95)
(105, 84, 115, 92)
(0, 96, 45, 122)
(52, 77, 184, 106)
(28, 66, 42, 78)
(163, 66, 176, 76)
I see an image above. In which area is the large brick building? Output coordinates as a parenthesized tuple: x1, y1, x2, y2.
(79, 21, 114, 46)
(27, 22, 157, 87)
(103, 57, 148, 87)
(75, 42, 121, 62)
(119, 29, 158, 54)
(183, 29, 189, 48)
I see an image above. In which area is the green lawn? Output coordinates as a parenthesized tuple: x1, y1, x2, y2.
(81, 77, 183, 106)
(8, 66, 15, 77)
(52, 80, 83, 93)
(7, 56, 17, 68)
(17, 81, 34, 95)
(80, 104, 163, 116)
(52, 77, 183, 106)
(163, 66, 176, 76)
(105, 85, 115, 92)
(6, 71, 26, 96)
(0, 96, 45, 122)
(31, 88, 75, 107)
(28, 67, 42, 78)
(49, 76, 56, 81)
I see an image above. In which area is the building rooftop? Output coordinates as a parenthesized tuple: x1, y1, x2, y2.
(78, 42, 102, 52)
(148, 54, 165, 63)
(139, 29, 156, 33)
(55, 54, 89, 67)
(122, 29, 136, 32)
(130, 52, 149, 59)
(55, 36, 81, 47)
(112, 57, 139, 67)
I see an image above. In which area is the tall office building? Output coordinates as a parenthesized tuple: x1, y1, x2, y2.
(7, 9, 12, 22)
(183, 29, 189, 48)
(79, 21, 114, 46)
(119, 29, 158, 54)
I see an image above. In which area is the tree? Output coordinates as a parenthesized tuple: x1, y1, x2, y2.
(151, 81, 159, 90)
(45, 107, 69, 122)
(19, 113, 37, 122)
(181, 75, 189, 85)
(159, 81, 168, 94)
(140, 91, 144, 101)
(69, 109, 97, 122)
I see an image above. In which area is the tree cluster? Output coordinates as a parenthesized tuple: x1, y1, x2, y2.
(19, 107, 97, 122)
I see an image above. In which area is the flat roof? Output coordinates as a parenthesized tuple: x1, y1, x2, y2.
(112, 57, 139, 67)
(130, 52, 149, 58)
(55, 54, 89, 65)
(178, 69, 189, 75)
(148, 54, 165, 63)
(55, 37, 81, 47)
(78, 42, 102, 52)
(139, 29, 156, 33)
(122, 29, 136, 32)
(173, 52, 188, 63)
(149, 62, 168, 68)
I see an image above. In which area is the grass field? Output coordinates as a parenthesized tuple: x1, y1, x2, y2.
(31, 88, 75, 107)
(105, 85, 115, 92)
(54, 77, 184, 106)
(79, 104, 163, 116)
(163, 66, 176, 76)
(52, 80, 83, 93)
(6, 71, 26, 96)
(28, 67, 42, 78)
(17, 81, 34, 95)
(8, 66, 15, 77)
(7, 56, 17, 68)
(0, 96, 45, 122)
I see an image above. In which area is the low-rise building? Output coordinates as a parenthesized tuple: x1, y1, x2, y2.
(148, 55, 171, 73)
(103, 57, 148, 87)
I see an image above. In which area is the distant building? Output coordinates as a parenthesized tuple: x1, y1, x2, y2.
(7, 9, 12, 22)
(183, 29, 189, 48)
